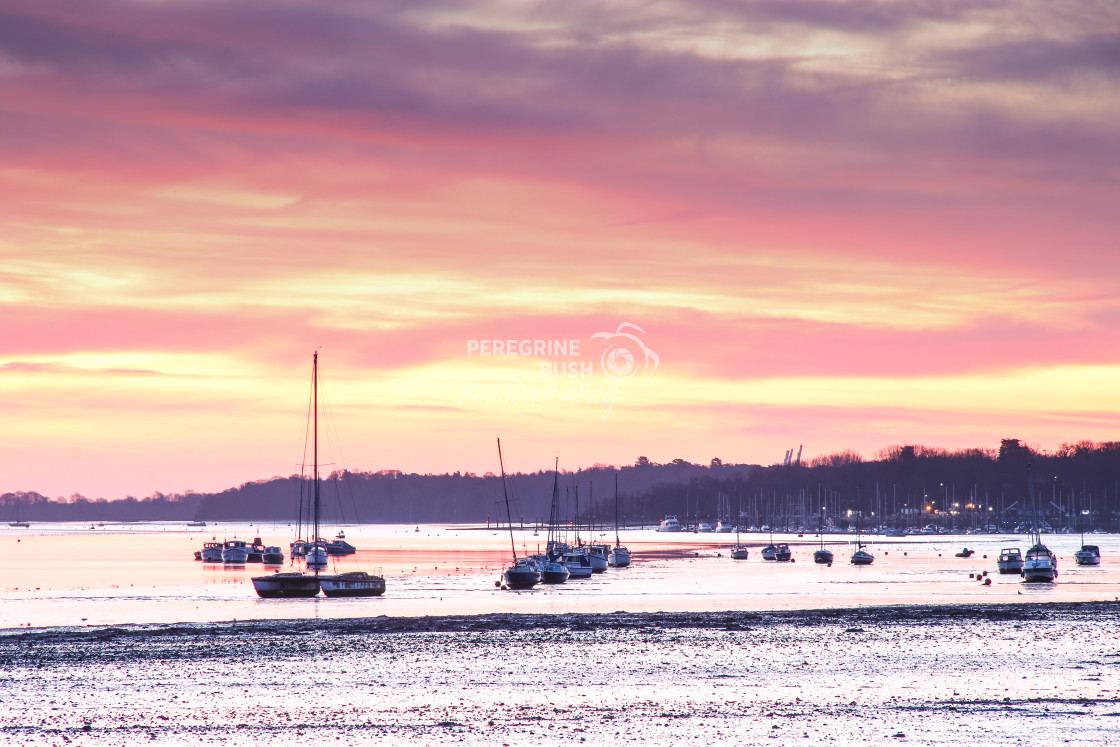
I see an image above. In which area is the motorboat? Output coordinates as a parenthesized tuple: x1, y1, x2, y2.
(883, 527, 906, 537)
(187, 521, 207, 528)
(997, 547, 1023, 574)
(561, 549, 594, 579)
(775, 543, 792, 562)
(199, 541, 223, 563)
(761, 544, 778, 561)
(261, 546, 285, 564)
(730, 545, 749, 560)
(715, 520, 734, 533)
(247, 538, 266, 563)
(1074, 545, 1101, 566)
(658, 515, 683, 532)
(608, 546, 632, 567)
(696, 522, 714, 533)
(324, 538, 356, 555)
(221, 539, 250, 564)
(319, 571, 386, 597)
(586, 544, 609, 573)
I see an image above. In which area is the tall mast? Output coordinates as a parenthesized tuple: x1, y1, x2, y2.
(313, 351, 320, 547)
(497, 438, 517, 562)
(614, 471, 620, 547)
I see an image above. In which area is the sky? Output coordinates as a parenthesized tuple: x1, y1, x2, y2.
(1, 0, 1119, 499)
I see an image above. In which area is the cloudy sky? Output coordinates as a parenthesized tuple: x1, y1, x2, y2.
(2, 0, 1118, 498)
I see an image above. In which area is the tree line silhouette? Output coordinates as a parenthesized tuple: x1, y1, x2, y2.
(4, 439, 1119, 530)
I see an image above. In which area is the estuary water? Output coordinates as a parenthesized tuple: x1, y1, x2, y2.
(3, 522, 1120, 628)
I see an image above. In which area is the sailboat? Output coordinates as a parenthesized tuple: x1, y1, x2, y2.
(253, 352, 384, 598)
(608, 472, 632, 567)
(1074, 498, 1101, 566)
(761, 493, 778, 560)
(813, 492, 833, 564)
(730, 495, 750, 560)
(533, 459, 570, 584)
(497, 438, 540, 590)
(8, 495, 29, 528)
(1022, 466, 1057, 582)
(850, 510, 874, 565)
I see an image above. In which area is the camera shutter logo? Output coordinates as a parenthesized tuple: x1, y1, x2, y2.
(591, 323, 659, 384)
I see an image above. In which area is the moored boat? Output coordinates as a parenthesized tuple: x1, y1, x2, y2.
(1075, 545, 1101, 566)
(561, 549, 594, 579)
(1021, 466, 1056, 583)
(658, 515, 683, 532)
(252, 571, 321, 598)
(199, 541, 223, 562)
(496, 438, 540, 590)
(319, 571, 386, 597)
(775, 543, 792, 562)
(997, 547, 1023, 574)
(261, 546, 285, 564)
(221, 539, 250, 564)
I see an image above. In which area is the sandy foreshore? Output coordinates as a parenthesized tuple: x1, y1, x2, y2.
(2, 602, 1119, 746)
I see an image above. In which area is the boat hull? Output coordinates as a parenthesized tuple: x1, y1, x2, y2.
(813, 549, 834, 564)
(319, 572, 386, 597)
(730, 547, 749, 560)
(503, 566, 540, 589)
(251, 573, 321, 598)
(608, 548, 632, 567)
(222, 547, 249, 564)
(851, 551, 874, 565)
(540, 565, 570, 583)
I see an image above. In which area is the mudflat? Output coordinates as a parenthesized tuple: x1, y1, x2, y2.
(2, 602, 1118, 746)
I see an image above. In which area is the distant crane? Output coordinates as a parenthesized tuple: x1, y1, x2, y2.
(782, 445, 804, 467)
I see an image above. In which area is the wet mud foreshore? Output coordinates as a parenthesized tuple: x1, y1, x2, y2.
(2, 602, 1119, 746)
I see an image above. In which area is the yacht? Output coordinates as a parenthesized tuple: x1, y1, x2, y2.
(761, 543, 778, 561)
(996, 547, 1023, 574)
(696, 522, 714, 533)
(1021, 467, 1057, 583)
(715, 520, 734, 533)
(1023, 544, 1058, 581)
(199, 541, 223, 562)
(775, 543, 792, 562)
(658, 515, 683, 532)
(252, 571, 321, 598)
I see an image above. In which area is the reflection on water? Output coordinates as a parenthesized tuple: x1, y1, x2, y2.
(4, 522, 1120, 629)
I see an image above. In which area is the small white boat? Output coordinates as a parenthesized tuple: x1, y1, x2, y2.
(199, 541, 223, 563)
(657, 515, 683, 532)
(775, 543, 792, 562)
(561, 549, 594, 579)
(221, 539, 250, 564)
(997, 547, 1023, 574)
(306, 540, 329, 568)
(586, 544, 609, 573)
(715, 520, 734, 533)
(730, 546, 749, 560)
(761, 544, 778, 561)
(696, 522, 714, 533)
(608, 546, 632, 567)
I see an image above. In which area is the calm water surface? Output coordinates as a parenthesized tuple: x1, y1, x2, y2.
(4, 523, 1119, 629)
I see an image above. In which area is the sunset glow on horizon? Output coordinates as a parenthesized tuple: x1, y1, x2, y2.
(2, 1, 1118, 498)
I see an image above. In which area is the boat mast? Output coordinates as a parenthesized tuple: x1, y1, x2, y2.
(313, 351, 320, 547)
(613, 472, 622, 548)
(497, 437, 517, 563)
(1028, 464, 1038, 545)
